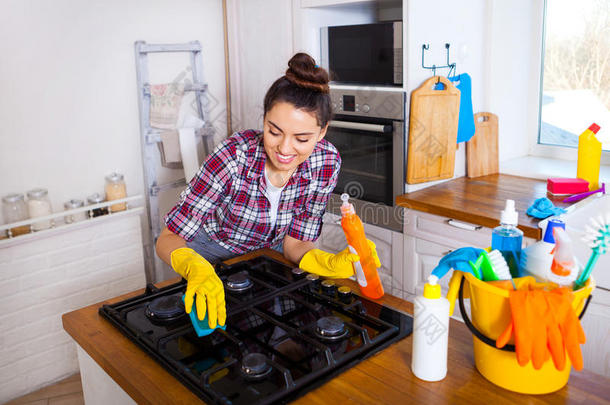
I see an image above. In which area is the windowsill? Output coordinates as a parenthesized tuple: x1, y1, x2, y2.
(500, 155, 610, 183)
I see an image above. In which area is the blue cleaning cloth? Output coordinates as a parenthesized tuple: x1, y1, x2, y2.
(448, 74, 475, 143)
(526, 197, 567, 219)
(182, 295, 226, 337)
(431, 247, 485, 280)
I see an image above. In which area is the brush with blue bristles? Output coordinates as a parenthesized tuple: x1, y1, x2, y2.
(574, 213, 610, 290)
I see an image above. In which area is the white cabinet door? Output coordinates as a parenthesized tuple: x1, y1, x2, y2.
(580, 294, 610, 377)
(227, 0, 294, 131)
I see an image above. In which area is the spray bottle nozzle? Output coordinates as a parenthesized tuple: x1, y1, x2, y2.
(340, 193, 355, 216)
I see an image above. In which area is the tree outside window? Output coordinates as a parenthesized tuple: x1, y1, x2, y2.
(540, 0, 609, 150)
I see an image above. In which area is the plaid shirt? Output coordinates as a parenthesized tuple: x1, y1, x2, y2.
(165, 130, 341, 254)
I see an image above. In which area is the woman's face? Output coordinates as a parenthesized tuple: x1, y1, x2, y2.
(263, 101, 327, 177)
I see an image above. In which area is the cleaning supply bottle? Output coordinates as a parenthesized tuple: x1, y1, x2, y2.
(548, 227, 578, 288)
(576, 123, 602, 190)
(340, 193, 384, 299)
(411, 275, 449, 381)
(520, 218, 565, 282)
(491, 199, 523, 278)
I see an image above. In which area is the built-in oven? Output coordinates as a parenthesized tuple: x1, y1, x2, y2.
(325, 89, 405, 232)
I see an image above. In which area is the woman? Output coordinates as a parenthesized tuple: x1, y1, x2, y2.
(156, 53, 380, 329)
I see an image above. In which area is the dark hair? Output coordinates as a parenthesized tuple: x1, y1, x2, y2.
(263, 53, 332, 128)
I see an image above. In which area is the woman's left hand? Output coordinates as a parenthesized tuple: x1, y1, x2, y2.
(299, 239, 381, 278)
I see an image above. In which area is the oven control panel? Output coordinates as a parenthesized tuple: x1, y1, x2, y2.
(329, 89, 404, 120)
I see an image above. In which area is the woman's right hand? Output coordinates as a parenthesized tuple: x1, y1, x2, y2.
(170, 247, 226, 329)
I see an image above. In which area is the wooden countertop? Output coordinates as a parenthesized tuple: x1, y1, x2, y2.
(62, 249, 609, 404)
(396, 174, 572, 239)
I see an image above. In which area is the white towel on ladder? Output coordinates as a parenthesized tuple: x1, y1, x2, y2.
(179, 115, 205, 183)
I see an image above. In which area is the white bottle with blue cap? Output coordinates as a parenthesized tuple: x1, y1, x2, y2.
(520, 218, 565, 282)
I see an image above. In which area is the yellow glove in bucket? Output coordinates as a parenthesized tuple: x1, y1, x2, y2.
(170, 247, 226, 329)
(299, 240, 381, 279)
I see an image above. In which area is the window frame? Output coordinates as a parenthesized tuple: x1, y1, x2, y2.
(529, 0, 610, 164)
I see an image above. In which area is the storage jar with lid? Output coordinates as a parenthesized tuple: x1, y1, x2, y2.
(64, 199, 88, 224)
(26, 188, 53, 231)
(105, 172, 127, 212)
(2, 193, 31, 237)
(87, 193, 109, 218)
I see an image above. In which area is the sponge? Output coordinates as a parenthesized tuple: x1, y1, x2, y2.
(547, 178, 589, 195)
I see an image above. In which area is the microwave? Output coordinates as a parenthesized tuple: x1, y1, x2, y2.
(321, 21, 403, 86)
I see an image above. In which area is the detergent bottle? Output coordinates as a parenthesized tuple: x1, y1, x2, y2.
(491, 199, 523, 278)
(340, 193, 384, 299)
(576, 123, 602, 190)
(411, 275, 449, 381)
(548, 227, 579, 288)
(520, 218, 565, 282)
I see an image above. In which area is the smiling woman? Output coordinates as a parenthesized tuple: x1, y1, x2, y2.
(155, 53, 381, 330)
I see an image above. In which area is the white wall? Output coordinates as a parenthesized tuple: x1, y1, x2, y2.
(487, 0, 539, 162)
(227, 0, 295, 132)
(0, 0, 228, 228)
(403, 0, 487, 192)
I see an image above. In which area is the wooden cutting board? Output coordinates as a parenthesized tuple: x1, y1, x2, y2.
(407, 76, 460, 184)
(466, 112, 499, 178)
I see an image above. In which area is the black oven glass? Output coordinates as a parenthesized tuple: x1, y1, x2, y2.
(326, 115, 393, 206)
(328, 22, 396, 86)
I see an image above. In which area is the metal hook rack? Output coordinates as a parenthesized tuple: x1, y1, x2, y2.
(421, 43, 456, 82)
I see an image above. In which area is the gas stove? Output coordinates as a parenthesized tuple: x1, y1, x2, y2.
(100, 255, 412, 404)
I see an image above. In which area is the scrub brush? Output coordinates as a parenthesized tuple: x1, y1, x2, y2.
(473, 250, 516, 289)
(574, 213, 610, 289)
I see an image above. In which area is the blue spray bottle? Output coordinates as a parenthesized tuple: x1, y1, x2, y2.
(491, 199, 523, 278)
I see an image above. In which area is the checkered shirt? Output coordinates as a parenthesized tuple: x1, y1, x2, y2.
(165, 130, 341, 254)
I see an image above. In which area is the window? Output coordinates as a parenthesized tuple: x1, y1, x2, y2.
(539, 0, 609, 150)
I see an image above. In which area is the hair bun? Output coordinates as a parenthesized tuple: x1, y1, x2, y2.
(285, 53, 329, 94)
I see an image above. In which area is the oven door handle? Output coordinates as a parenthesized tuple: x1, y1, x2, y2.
(329, 120, 392, 133)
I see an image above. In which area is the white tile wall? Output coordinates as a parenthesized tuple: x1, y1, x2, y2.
(0, 210, 146, 403)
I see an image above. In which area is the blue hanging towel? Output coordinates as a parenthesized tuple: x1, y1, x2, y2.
(448, 73, 475, 143)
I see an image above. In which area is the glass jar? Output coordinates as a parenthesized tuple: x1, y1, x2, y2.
(87, 193, 109, 218)
(26, 188, 53, 231)
(64, 199, 88, 224)
(105, 172, 127, 213)
(2, 193, 31, 237)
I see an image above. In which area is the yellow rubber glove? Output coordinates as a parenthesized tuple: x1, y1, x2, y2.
(299, 240, 381, 279)
(170, 247, 226, 329)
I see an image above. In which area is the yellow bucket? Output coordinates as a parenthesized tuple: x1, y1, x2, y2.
(446, 271, 595, 394)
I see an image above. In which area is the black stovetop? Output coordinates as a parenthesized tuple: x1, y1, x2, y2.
(100, 255, 412, 404)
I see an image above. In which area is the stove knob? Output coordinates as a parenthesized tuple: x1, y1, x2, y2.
(361, 104, 371, 113)
(321, 280, 337, 297)
(306, 274, 321, 291)
(331, 102, 338, 110)
(291, 267, 306, 280)
(337, 286, 352, 303)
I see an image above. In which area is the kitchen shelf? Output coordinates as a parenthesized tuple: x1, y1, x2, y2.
(0, 195, 144, 249)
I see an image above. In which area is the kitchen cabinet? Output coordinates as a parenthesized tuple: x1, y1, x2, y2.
(316, 212, 404, 298)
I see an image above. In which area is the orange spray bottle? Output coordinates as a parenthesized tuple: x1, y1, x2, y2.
(340, 193, 384, 299)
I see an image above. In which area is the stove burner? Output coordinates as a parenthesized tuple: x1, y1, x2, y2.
(315, 316, 349, 341)
(225, 272, 254, 293)
(145, 295, 185, 322)
(241, 353, 272, 380)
